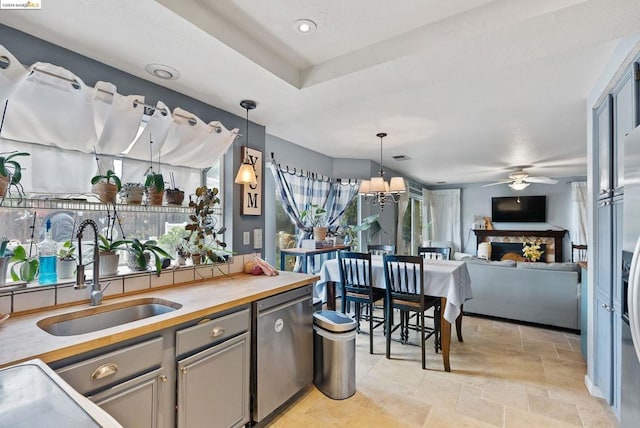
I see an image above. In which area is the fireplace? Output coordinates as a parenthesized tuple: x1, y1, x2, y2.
(473, 229, 567, 262)
(490, 242, 546, 262)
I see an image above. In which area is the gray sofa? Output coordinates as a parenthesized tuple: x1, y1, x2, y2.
(462, 258, 581, 330)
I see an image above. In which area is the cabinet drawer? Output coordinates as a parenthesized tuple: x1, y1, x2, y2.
(176, 307, 249, 356)
(57, 337, 163, 395)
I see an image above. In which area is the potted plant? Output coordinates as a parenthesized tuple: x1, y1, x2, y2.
(300, 203, 328, 241)
(91, 169, 122, 203)
(0, 238, 10, 286)
(119, 182, 145, 205)
(337, 214, 381, 251)
(165, 172, 185, 205)
(123, 238, 172, 274)
(9, 245, 39, 283)
(56, 240, 77, 280)
(0, 151, 30, 200)
(97, 234, 131, 276)
(145, 172, 164, 206)
(185, 186, 227, 265)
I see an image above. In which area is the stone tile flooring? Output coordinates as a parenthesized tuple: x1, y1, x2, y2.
(268, 315, 618, 427)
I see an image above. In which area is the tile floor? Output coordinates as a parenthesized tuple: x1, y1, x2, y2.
(268, 315, 618, 427)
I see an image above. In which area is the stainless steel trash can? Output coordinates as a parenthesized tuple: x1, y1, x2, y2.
(313, 310, 357, 399)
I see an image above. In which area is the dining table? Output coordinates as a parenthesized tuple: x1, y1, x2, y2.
(315, 256, 473, 372)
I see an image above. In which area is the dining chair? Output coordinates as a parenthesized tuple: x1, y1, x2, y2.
(338, 251, 386, 354)
(571, 242, 587, 262)
(382, 254, 441, 369)
(417, 246, 451, 260)
(367, 244, 396, 255)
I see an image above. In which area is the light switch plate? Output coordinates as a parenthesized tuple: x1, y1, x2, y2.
(253, 228, 262, 249)
(243, 231, 251, 245)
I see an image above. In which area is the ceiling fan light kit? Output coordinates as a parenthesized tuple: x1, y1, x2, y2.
(483, 168, 558, 190)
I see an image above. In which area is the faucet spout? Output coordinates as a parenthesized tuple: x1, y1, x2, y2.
(76, 219, 103, 306)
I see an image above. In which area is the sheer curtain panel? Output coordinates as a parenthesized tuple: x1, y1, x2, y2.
(571, 181, 588, 245)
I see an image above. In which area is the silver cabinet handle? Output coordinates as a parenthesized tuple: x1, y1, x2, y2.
(210, 326, 225, 338)
(91, 363, 118, 381)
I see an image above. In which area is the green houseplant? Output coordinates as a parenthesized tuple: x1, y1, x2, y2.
(56, 240, 77, 280)
(0, 151, 30, 200)
(145, 172, 164, 206)
(124, 238, 172, 274)
(91, 169, 122, 203)
(185, 186, 227, 264)
(300, 203, 328, 241)
(97, 234, 131, 276)
(10, 245, 39, 283)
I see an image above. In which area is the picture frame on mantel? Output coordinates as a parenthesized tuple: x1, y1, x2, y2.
(241, 146, 262, 215)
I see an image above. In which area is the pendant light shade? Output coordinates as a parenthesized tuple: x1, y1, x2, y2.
(358, 132, 406, 207)
(234, 100, 258, 185)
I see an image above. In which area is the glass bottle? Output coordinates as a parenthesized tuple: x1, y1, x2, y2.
(38, 219, 57, 285)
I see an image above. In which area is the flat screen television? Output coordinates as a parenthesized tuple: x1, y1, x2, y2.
(491, 196, 546, 222)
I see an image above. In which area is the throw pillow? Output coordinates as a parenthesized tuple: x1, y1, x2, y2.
(502, 252, 525, 262)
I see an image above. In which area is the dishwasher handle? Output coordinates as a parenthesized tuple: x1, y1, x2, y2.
(257, 295, 311, 318)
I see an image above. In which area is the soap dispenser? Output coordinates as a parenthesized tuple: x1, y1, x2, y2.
(38, 219, 57, 285)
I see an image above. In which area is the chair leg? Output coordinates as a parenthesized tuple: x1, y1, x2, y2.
(434, 306, 441, 353)
(421, 311, 426, 370)
(456, 305, 464, 342)
(369, 300, 374, 354)
(355, 302, 361, 333)
(386, 303, 392, 360)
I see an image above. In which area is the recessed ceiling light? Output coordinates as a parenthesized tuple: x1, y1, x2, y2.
(145, 64, 180, 80)
(294, 19, 317, 34)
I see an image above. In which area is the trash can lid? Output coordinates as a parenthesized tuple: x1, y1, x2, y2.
(313, 310, 357, 333)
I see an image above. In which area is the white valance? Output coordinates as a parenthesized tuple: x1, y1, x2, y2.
(0, 44, 238, 177)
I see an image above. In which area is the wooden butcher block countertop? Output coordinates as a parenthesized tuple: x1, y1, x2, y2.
(0, 271, 319, 368)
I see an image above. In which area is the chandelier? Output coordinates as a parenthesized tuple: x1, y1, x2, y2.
(358, 132, 406, 207)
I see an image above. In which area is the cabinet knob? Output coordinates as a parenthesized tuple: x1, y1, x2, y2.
(180, 367, 188, 375)
(601, 303, 614, 312)
(159, 374, 168, 383)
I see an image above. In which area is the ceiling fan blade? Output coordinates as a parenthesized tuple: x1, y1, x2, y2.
(523, 176, 558, 184)
(481, 180, 512, 187)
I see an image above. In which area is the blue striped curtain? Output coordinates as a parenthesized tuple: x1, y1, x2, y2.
(270, 161, 359, 272)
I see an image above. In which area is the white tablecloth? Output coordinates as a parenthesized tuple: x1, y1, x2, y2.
(316, 256, 473, 324)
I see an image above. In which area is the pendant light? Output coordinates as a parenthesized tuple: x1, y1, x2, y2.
(234, 100, 258, 185)
(358, 132, 406, 207)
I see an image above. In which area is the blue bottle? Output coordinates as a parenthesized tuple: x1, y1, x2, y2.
(38, 219, 57, 285)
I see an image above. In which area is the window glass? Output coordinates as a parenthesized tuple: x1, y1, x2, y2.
(275, 200, 296, 271)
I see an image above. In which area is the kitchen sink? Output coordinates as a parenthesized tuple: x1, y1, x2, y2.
(37, 298, 182, 336)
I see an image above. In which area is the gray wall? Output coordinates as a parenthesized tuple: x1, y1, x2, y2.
(0, 24, 264, 254)
(431, 177, 586, 258)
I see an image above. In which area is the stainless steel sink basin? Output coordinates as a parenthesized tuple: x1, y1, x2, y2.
(37, 298, 182, 336)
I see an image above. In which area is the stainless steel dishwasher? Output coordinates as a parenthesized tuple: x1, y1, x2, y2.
(252, 284, 313, 423)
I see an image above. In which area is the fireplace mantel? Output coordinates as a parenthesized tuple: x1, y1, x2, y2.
(473, 229, 568, 262)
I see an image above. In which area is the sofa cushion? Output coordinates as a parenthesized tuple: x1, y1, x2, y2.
(462, 256, 516, 267)
(516, 262, 580, 272)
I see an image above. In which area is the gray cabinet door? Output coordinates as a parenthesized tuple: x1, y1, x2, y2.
(90, 368, 165, 428)
(595, 201, 614, 403)
(596, 99, 613, 199)
(613, 71, 635, 192)
(176, 332, 250, 428)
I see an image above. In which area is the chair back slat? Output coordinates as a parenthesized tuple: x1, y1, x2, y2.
(417, 246, 451, 260)
(571, 242, 587, 262)
(368, 244, 396, 256)
(339, 251, 372, 292)
(383, 254, 424, 301)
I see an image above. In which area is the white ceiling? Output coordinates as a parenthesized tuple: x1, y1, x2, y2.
(1, 0, 639, 185)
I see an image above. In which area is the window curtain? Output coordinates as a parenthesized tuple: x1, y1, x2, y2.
(571, 181, 588, 245)
(269, 159, 359, 272)
(0, 44, 28, 102)
(395, 181, 410, 254)
(422, 188, 461, 253)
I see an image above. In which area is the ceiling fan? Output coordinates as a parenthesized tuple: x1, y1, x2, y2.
(482, 168, 558, 190)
